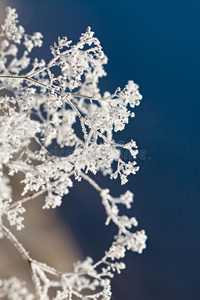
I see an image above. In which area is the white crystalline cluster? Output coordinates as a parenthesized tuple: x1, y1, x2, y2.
(0, 7, 147, 300)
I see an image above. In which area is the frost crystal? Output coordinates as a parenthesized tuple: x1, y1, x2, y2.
(0, 7, 147, 300)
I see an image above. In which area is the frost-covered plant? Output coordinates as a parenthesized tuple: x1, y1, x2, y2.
(0, 7, 147, 300)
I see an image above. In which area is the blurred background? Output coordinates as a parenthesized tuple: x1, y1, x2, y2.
(1, 0, 200, 299)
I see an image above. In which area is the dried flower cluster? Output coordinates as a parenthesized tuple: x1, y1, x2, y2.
(0, 7, 147, 300)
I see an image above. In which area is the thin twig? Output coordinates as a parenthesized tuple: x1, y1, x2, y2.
(0, 224, 32, 262)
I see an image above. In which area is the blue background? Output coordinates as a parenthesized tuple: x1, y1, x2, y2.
(4, 0, 200, 299)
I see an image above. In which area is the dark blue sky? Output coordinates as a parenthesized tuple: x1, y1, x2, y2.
(5, 0, 200, 299)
